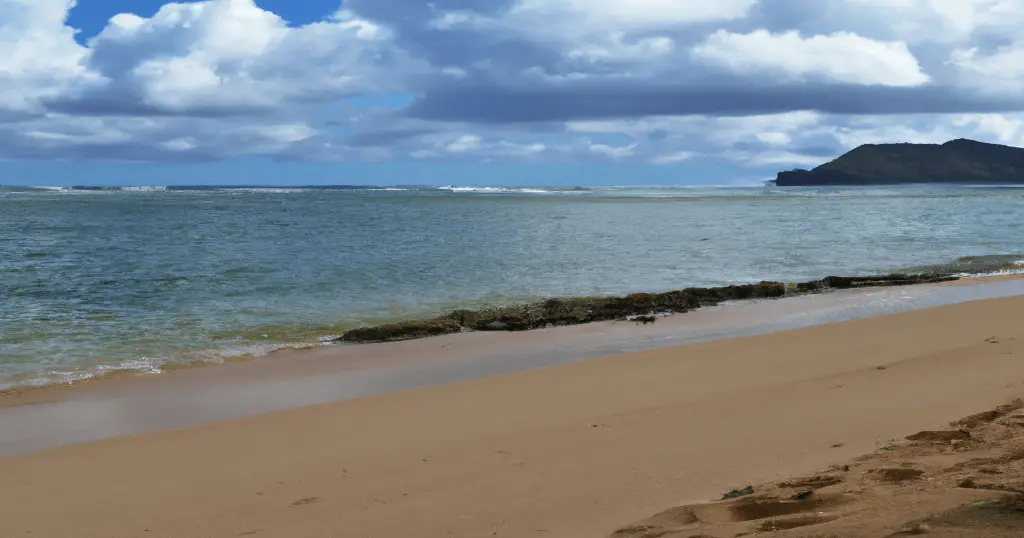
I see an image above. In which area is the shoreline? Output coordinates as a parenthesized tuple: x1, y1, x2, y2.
(4, 292, 1024, 536)
(0, 274, 965, 398)
(0, 274, 1019, 404)
(3, 270, 1016, 397)
(0, 275, 1023, 457)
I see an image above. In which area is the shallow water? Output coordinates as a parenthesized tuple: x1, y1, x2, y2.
(1, 184, 1023, 387)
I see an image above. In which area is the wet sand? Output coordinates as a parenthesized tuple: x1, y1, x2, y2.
(3, 288, 1024, 536)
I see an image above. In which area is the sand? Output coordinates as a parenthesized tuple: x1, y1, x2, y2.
(612, 398, 1024, 537)
(3, 295, 1024, 537)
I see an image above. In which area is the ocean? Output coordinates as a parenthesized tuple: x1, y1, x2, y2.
(1, 184, 1023, 389)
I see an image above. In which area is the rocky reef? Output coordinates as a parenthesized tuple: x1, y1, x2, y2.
(337, 273, 958, 344)
(775, 138, 1024, 186)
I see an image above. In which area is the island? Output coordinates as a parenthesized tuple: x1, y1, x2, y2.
(774, 138, 1024, 186)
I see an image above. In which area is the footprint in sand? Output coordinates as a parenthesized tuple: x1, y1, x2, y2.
(871, 468, 925, 483)
(610, 489, 851, 537)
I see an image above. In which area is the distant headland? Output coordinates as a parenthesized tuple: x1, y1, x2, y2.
(775, 138, 1024, 186)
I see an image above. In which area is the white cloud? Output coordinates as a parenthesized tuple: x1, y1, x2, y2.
(506, 0, 757, 31)
(0, 0, 94, 117)
(567, 34, 675, 62)
(434, 0, 756, 34)
(76, 0, 417, 114)
(841, 0, 1024, 42)
(953, 114, 1024, 145)
(566, 111, 824, 146)
(0, 113, 318, 161)
(692, 30, 930, 87)
(0, 0, 423, 162)
(651, 151, 697, 164)
(949, 44, 1024, 93)
(3, 0, 1024, 168)
(756, 132, 792, 146)
(494, 141, 547, 157)
(430, 0, 754, 63)
(445, 135, 483, 152)
(161, 138, 198, 152)
(586, 140, 637, 160)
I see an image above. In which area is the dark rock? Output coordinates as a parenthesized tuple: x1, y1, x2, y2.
(722, 486, 755, 500)
(906, 429, 971, 442)
(796, 280, 826, 292)
(775, 138, 1024, 186)
(341, 318, 462, 343)
(337, 274, 957, 344)
(957, 410, 1005, 429)
(790, 490, 814, 501)
(821, 274, 958, 289)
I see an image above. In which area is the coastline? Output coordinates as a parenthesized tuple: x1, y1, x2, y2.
(4, 291, 1024, 537)
(2, 275, 1024, 440)
(3, 269, 1017, 396)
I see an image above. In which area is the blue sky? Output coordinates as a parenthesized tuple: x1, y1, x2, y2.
(4, 0, 1024, 186)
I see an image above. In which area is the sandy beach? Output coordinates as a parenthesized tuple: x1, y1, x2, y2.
(2, 290, 1024, 537)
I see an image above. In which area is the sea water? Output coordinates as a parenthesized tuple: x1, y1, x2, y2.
(1, 184, 1023, 388)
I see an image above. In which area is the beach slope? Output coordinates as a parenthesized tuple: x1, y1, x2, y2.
(4, 296, 1024, 537)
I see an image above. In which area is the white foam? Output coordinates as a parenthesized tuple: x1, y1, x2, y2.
(9, 356, 168, 390)
(119, 186, 168, 192)
(0, 341, 330, 391)
(437, 186, 552, 194)
(954, 264, 1024, 279)
(221, 188, 311, 194)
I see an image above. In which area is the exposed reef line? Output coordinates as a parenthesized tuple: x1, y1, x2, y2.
(336, 273, 959, 344)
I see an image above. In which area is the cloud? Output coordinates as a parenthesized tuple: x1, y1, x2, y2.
(3, 0, 1024, 170)
(431, 0, 757, 38)
(566, 34, 676, 63)
(402, 83, 1021, 123)
(0, 0, 422, 162)
(0, 113, 320, 162)
(54, 0, 420, 116)
(692, 30, 930, 86)
(0, 0, 94, 119)
(949, 42, 1024, 93)
(586, 140, 638, 160)
(652, 151, 698, 164)
(837, 0, 1024, 43)
(445, 135, 484, 153)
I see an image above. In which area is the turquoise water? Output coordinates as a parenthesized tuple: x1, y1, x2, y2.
(1, 185, 1023, 388)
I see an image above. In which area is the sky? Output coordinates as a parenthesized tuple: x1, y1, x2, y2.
(4, 0, 1024, 186)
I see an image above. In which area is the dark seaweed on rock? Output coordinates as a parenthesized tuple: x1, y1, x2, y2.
(330, 318, 463, 344)
(338, 274, 957, 344)
(819, 274, 959, 289)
